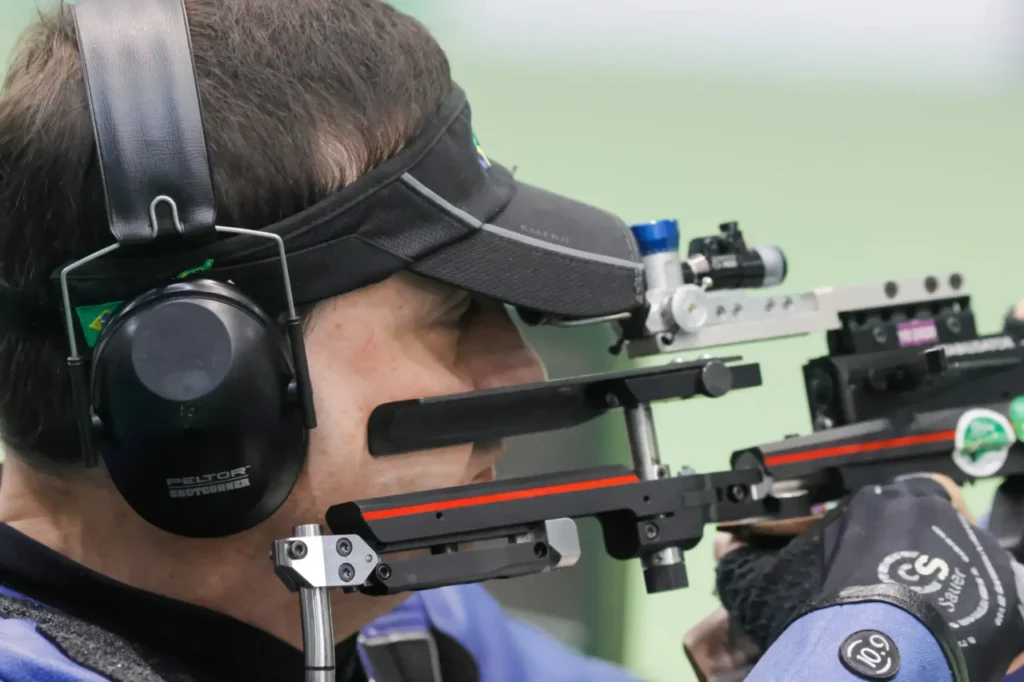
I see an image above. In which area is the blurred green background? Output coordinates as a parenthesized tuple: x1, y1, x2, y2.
(2, 0, 1022, 680)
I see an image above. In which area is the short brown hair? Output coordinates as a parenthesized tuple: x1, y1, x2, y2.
(0, 0, 451, 470)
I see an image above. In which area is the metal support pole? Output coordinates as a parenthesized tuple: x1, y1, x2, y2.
(295, 523, 336, 682)
(624, 404, 687, 593)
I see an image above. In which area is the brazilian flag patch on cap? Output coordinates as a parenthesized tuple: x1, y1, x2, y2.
(472, 129, 490, 170)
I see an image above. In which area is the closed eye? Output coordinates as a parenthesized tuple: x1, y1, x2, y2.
(432, 289, 478, 330)
(447, 297, 481, 330)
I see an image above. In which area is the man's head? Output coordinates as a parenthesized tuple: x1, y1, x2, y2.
(294, 273, 545, 521)
(0, 0, 545, 516)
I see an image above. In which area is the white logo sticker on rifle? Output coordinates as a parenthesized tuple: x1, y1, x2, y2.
(951, 408, 1015, 478)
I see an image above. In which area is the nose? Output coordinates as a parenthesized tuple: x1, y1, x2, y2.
(464, 303, 547, 391)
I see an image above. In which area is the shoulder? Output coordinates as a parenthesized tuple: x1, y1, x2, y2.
(414, 584, 639, 682)
(0, 606, 112, 681)
(0, 587, 159, 682)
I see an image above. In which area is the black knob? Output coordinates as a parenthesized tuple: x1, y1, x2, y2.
(644, 561, 689, 593)
(700, 361, 733, 398)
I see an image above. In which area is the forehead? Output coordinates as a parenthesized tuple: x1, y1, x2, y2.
(309, 273, 470, 327)
(383, 273, 477, 323)
(396, 272, 467, 306)
(399, 272, 460, 297)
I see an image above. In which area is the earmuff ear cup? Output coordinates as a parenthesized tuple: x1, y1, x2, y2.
(91, 280, 307, 537)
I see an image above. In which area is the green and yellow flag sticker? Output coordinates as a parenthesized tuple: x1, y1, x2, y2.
(75, 302, 124, 349)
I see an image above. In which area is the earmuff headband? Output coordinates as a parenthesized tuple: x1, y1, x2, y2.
(64, 0, 315, 468)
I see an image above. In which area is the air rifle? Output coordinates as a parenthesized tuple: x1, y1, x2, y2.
(271, 218, 1009, 681)
(731, 287, 1024, 551)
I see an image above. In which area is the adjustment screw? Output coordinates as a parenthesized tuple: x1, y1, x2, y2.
(365, 554, 374, 563)
(644, 523, 659, 540)
(872, 327, 888, 344)
(339, 563, 355, 582)
(287, 541, 307, 560)
(946, 317, 962, 334)
(336, 538, 352, 557)
(728, 485, 748, 502)
(376, 564, 393, 581)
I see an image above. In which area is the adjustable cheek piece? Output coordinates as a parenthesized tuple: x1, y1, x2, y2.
(59, 198, 317, 538)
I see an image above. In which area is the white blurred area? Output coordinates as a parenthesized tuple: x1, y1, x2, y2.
(445, 0, 1024, 94)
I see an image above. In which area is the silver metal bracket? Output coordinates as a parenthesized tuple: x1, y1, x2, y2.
(523, 517, 583, 571)
(271, 518, 582, 681)
(272, 532, 380, 591)
(628, 271, 968, 357)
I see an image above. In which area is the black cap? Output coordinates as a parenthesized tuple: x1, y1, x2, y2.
(409, 174, 645, 319)
(25, 84, 645, 349)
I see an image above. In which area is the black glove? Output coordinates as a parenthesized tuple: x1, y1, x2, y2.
(716, 477, 1024, 682)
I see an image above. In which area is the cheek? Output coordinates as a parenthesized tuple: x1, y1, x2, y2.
(304, 316, 469, 447)
(351, 448, 477, 501)
(296, 314, 478, 507)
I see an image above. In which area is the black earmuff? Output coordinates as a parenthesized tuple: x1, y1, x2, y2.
(60, 0, 316, 537)
(89, 280, 309, 537)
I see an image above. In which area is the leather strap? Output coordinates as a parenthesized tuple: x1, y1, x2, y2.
(73, 0, 216, 244)
(790, 584, 970, 682)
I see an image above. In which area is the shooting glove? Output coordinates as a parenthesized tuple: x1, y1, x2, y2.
(716, 477, 1024, 682)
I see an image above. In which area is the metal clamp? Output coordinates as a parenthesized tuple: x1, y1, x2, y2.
(628, 271, 970, 357)
(272, 525, 381, 682)
(272, 531, 380, 591)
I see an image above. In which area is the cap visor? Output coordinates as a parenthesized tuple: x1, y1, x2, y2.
(410, 181, 644, 318)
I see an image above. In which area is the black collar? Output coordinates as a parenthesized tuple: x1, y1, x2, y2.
(0, 523, 364, 682)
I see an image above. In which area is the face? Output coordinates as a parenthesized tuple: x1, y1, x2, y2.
(292, 273, 546, 514)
